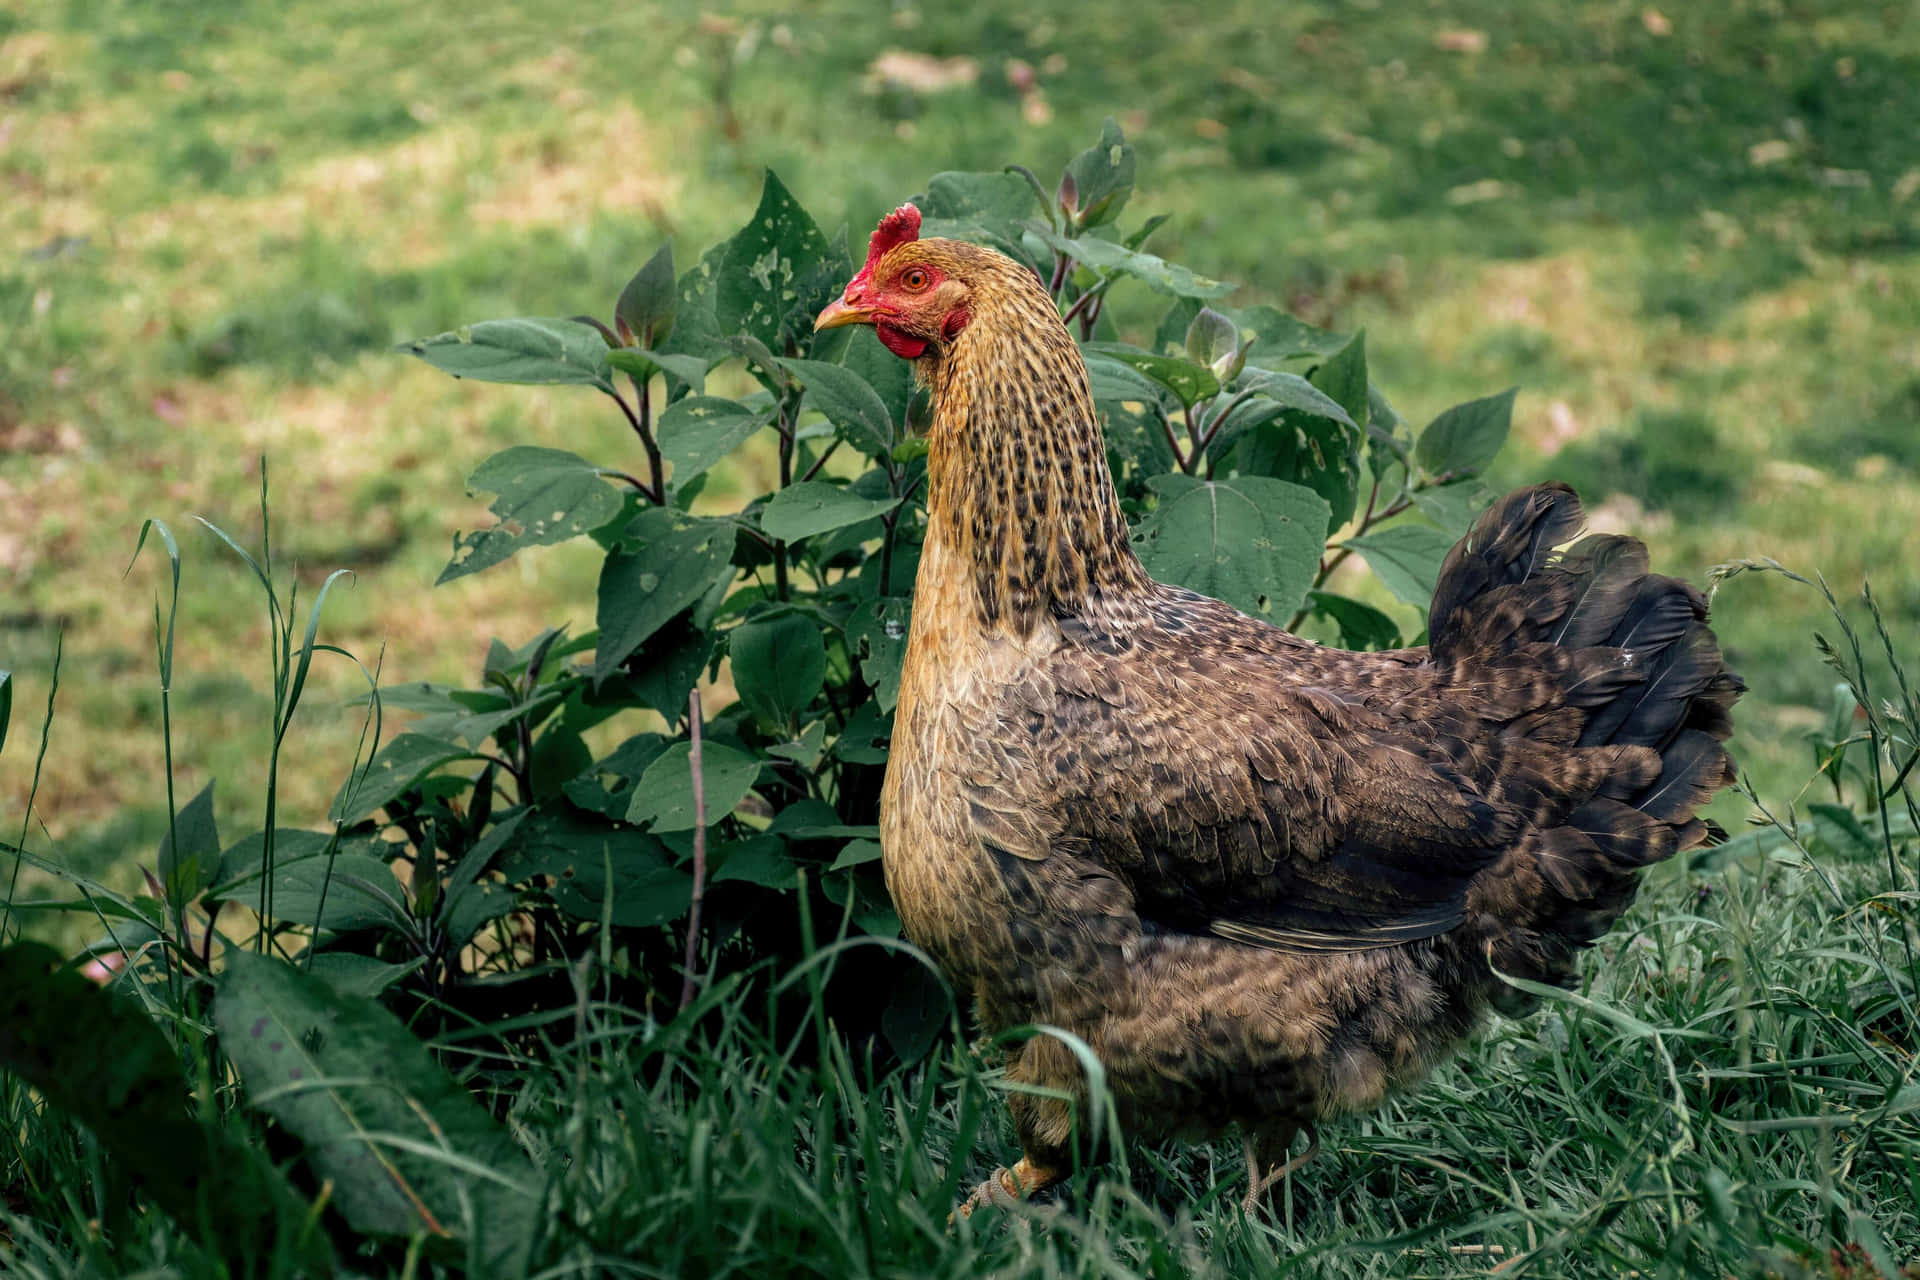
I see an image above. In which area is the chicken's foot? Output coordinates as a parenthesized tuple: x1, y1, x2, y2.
(1242, 1125, 1319, 1214)
(952, 1156, 1064, 1222)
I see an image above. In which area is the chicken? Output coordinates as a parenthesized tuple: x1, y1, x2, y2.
(814, 205, 1743, 1214)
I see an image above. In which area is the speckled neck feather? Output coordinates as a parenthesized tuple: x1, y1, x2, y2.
(920, 249, 1149, 634)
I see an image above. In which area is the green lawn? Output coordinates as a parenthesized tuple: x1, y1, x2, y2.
(3, 1, 1919, 1271)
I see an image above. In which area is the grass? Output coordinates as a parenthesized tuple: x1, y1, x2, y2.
(5, 732, 1918, 1276)
(2, 0, 1918, 1273)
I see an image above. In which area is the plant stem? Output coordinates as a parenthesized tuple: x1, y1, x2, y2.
(678, 690, 709, 1013)
(773, 394, 798, 600)
(799, 438, 842, 483)
(608, 383, 665, 504)
(1151, 403, 1188, 473)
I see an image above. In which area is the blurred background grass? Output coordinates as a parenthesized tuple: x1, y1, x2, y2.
(3, 0, 1915, 902)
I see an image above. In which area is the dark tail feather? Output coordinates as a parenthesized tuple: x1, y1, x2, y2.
(1436, 484, 1743, 1006)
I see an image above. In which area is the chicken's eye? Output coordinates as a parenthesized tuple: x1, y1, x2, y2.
(902, 267, 931, 292)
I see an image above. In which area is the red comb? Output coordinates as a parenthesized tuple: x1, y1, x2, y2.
(863, 203, 921, 270)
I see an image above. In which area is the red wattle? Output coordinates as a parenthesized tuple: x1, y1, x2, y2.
(877, 326, 928, 359)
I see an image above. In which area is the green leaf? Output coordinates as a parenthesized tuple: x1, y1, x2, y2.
(654, 237, 732, 363)
(302, 952, 425, 999)
(403, 317, 613, 391)
(157, 779, 221, 906)
(330, 734, 475, 825)
(1409, 479, 1494, 537)
(1345, 523, 1457, 608)
(214, 950, 539, 1270)
(920, 170, 1041, 234)
(766, 720, 827, 771)
(210, 829, 374, 895)
(712, 834, 798, 889)
(0, 941, 332, 1274)
(1032, 225, 1232, 301)
(502, 809, 691, 927)
(1234, 305, 1351, 362)
(1131, 474, 1328, 619)
(781, 357, 895, 458)
(1307, 329, 1369, 431)
(844, 597, 911, 713)
(655, 396, 771, 488)
(622, 614, 716, 722)
(1185, 307, 1242, 379)
(239, 854, 409, 931)
(616, 241, 678, 347)
(1308, 591, 1402, 651)
(1084, 343, 1219, 408)
(1084, 353, 1171, 407)
(594, 510, 736, 682)
(607, 346, 709, 392)
(731, 613, 826, 727)
(760, 481, 900, 543)
(716, 171, 834, 348)
(841, 327, 917, 429)
(1415, 387, 1517, 477)
(439, 447, 625, 584)
(1230, 412, 1363, 535)
(627, 741, 763, 832)
(881, 962, 951, 1064)
(1063, 118, 1136, 229)
(829, 839, 884, 870)
(1239, 367, 1359, 429)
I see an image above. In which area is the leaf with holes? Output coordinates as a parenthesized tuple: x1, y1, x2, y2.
(1084, 343, 1220, 408)
(656, 396, 771, 489)
(717, 171, 835, 348)
(916, 170, 1040, 264)
(438, 447, 625, 583)
(1033, 227, 1232, 301)
(594, 510, 737, 682)
(214, 950, 538, 1270)
(1063, 118, 1136, 229)
(404, 317, 613, 391)
(1346, 523, 1457, 608)
(1233, 305, 1352, 362)
(1131, 474, 1327, 620)
(1228, 411, 1363, 534)
(845, 597, 911, 713)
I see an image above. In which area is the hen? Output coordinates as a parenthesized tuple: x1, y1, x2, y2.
(815, 206, 1742, 1213)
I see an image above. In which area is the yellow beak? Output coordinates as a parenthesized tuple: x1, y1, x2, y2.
(814, 296, 875, 332)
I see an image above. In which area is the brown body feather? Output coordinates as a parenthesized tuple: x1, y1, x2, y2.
(845, 232, 1742, 1189)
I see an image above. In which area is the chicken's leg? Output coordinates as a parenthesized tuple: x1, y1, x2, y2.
(953, 1156, 1066, 1220)
(1242, 1124, 1319, 1214)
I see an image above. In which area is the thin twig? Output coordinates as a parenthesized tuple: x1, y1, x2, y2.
(606, 386, 664, 504)
(799, 438, 843, 483)
(1151, 403, 1188, 472)
(678, 690, 709, 1012)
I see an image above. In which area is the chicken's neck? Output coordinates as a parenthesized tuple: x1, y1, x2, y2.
(921, 304, 1150, 635)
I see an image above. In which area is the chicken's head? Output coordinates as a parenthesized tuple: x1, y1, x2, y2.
(814, 204, 975, 359)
